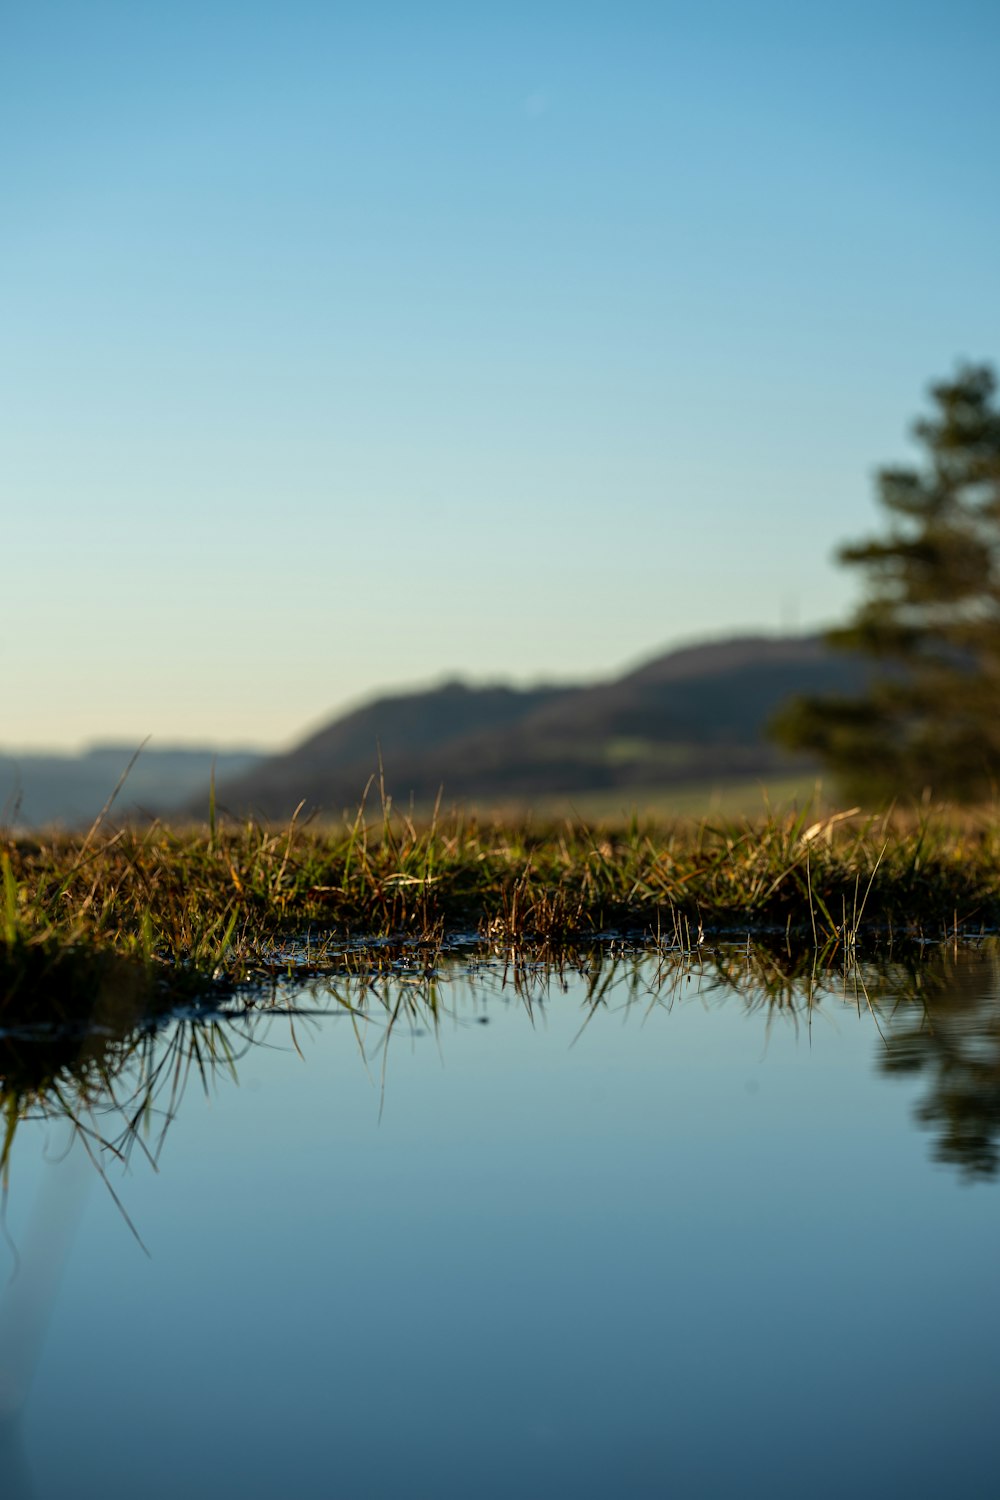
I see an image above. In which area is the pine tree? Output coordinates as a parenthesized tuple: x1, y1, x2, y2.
(771, 363, 1000, 800)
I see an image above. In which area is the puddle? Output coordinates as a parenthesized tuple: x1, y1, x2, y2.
(2, 942, 999, 1498)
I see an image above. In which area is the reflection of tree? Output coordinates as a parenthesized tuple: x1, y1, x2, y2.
(866, 944, 1000, 1180)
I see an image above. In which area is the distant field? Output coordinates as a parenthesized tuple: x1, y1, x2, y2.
(459, 774, 830, 824)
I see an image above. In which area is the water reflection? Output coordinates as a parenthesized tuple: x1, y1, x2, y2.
(866, 946, 1000, 1179)
(4, 939, 1000, 1210)
(1, 939, 999, 1499)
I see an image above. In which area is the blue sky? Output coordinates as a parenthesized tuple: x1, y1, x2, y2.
(4, 0, 999, 750)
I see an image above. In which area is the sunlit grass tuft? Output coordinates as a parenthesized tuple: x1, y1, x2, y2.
(4, 792, 1000, 1019)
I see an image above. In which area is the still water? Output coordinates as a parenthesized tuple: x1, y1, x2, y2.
(1, 943, 998, 1499)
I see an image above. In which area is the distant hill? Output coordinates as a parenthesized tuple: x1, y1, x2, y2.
(0, 745, 264, 830)
(202, 634, 871, 821)
(198, 680, 577, 819)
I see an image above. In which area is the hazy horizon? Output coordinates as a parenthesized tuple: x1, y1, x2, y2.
(2, 621, 825, 756)
(6, 1, 999, 750)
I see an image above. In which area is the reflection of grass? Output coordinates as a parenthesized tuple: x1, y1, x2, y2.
(7, 935, 999, 1235)
(0, 943, 236, 1242)
(0, 937, 888, 1193)
(272, 937, 1000, 1183)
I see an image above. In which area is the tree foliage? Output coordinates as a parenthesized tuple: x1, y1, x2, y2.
(772, 363, 1000, 800)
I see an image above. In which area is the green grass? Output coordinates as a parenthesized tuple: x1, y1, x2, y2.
(3, 791, 1000, 1020)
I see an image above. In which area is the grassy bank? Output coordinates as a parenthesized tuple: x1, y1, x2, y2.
(4, 799, 1000, 1009)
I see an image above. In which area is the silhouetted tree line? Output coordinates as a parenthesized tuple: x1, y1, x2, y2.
(772, 363, 1000, 801)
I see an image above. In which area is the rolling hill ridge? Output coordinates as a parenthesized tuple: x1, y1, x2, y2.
(203, 633, 869, 819)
